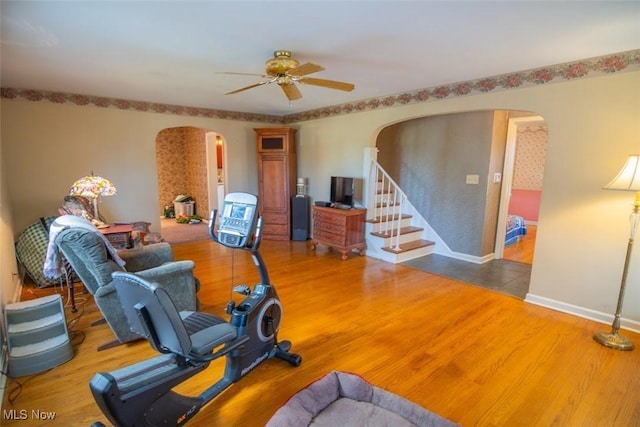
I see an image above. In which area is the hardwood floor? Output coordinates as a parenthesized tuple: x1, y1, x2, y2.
(3, 238, 639, 426)
(503, 225, 537, 264)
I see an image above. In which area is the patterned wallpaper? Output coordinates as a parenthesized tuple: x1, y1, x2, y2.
(183, 127, 209, 217)
(155, 127, 209, 216)
(513, 125, 548, 190)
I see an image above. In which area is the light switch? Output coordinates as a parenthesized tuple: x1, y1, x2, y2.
(493, 172, 502, 183)
(466, 174, 480, 184)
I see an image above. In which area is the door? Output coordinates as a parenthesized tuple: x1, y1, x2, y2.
(495, 115, 545, 261)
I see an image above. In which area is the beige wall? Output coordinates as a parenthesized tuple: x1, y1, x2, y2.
(293, 71, 640, 330)
(2, 70, 639, 332)
(1, 132, 20, 352)
(2, 102, 263, 235)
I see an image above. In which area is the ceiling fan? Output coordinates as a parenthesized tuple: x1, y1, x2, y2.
(222, 50, 355, 101)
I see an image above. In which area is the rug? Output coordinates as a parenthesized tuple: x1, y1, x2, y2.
(159, 218, 211, 244)
(267, 371, 459, 427)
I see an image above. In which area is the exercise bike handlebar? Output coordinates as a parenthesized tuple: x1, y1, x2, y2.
(208, 209, 219, 243)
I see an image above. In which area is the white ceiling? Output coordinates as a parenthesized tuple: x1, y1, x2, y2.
(1, 1, 639, 116)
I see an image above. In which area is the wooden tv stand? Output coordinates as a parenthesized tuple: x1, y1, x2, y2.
(311, 206, 366, 260)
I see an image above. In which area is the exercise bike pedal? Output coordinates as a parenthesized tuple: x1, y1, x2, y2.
(233, 284, 251, 295)
(225, 301, 235, 314)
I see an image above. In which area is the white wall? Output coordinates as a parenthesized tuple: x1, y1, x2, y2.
(2, 70, 639, 331)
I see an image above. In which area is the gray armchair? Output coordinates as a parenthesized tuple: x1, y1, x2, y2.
(54, 227, 200, 350)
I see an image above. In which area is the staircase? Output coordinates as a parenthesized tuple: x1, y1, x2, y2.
(5, 294, 73, 377)
(365, 162, 435, 263)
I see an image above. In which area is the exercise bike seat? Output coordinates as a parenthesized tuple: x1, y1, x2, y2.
(112, 272, 243, 361)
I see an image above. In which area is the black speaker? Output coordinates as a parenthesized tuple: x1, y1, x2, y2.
(291, 196, 309, 241)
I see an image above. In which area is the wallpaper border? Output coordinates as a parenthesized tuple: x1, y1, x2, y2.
(2, 49, 638, 124)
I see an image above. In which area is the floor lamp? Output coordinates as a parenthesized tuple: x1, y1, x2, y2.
(594, 154, 640, 351)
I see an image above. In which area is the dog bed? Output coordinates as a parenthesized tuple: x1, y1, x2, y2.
(267, 371, 459, 427)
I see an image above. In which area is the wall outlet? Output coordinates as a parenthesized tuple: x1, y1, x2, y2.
(493, 172, 502, 183)
(466, 174, 480, 184)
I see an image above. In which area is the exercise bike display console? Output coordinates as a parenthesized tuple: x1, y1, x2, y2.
(216, 192, 258, 249)
(89, 192, 301, 426)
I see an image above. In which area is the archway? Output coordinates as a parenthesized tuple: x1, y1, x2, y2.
(155, 127, 226, 244)
(374, 109, 545, 298)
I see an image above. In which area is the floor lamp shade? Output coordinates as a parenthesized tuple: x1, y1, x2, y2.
(594, 154, 640, 351)
(603, 155, 640, 191)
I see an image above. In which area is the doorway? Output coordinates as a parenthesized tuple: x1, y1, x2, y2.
(207, 132, 226, 223)
(155, 127, 226, 244)
(495, 116, 546, 264)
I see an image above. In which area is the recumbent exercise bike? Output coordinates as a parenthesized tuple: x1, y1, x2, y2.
(90, 192, 301, 426)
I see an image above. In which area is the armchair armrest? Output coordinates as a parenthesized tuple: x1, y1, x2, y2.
(134, 260, 198, 311)
(118, 242, 174, 272)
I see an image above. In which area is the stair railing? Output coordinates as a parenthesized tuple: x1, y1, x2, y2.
(369, 160, 407, 252)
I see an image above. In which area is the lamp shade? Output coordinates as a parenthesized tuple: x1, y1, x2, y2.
(69, 175, 117, 198)
(604, 155, 640, 191)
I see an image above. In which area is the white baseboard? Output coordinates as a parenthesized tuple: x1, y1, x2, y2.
(525, 293, 640, 334)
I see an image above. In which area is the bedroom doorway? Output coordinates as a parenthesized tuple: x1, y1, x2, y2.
(495, 115, 546, 264)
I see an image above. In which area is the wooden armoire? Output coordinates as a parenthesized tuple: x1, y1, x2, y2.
(255, 127, 297, 240)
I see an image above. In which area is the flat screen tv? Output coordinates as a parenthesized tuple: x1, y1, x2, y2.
(330, 176, 354, 207)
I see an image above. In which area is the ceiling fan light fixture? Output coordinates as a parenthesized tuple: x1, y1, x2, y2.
(265, 50, 300, 76)
(276, 75, 294, 85)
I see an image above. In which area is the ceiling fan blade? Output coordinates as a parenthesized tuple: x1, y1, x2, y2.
(287, 62, 325, 77)
(299, 77, 355, 92)
(225, 81, 270, 95)
(281, 83, 302, 101)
